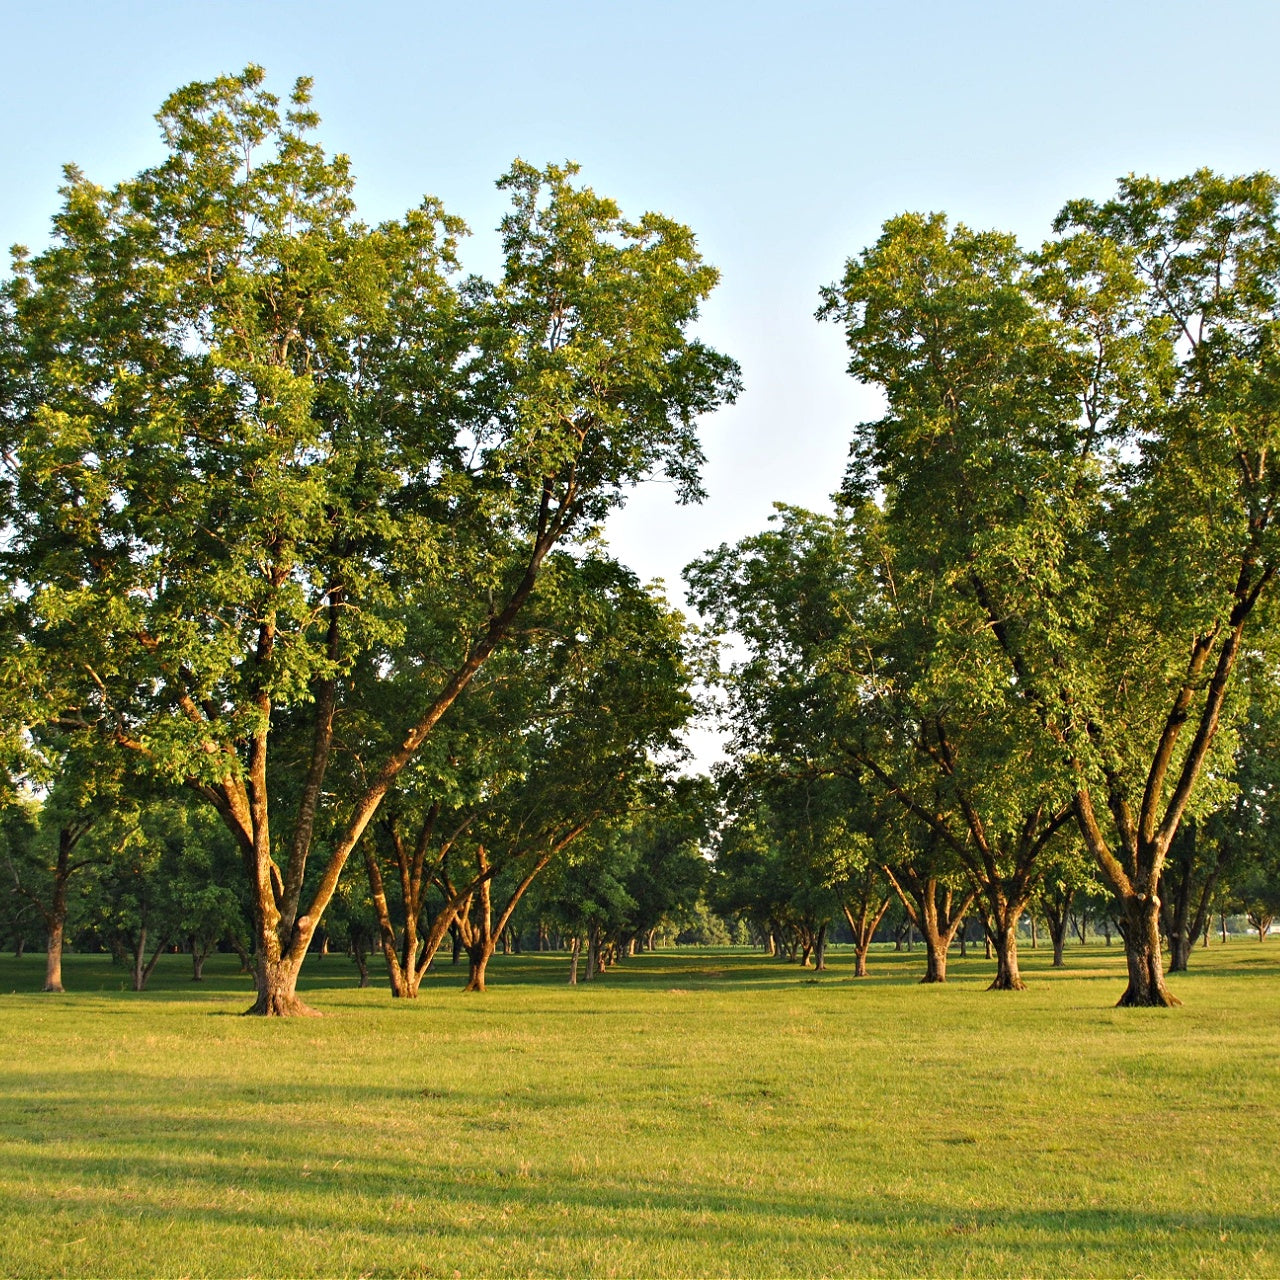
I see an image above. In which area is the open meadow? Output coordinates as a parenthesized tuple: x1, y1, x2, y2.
(0, 944, 1277, 1278)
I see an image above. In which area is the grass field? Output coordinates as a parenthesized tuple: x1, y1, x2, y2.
(0, 941, 1277, 1279)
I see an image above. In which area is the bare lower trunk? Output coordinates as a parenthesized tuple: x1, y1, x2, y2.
(352, 943, 370, 988)
(1117, 896, 1180, 1008)
(812, 922, 829, 971)
(248, 954, 320, 1016)
(364, 844, 415, 998)
(43, 920, 65, 993)
(568, 936, 581, 984)
(922, 935, 948, 983)
(131, 927, 170, 992)
(464, 944, 493, 993)
(988, 922, 1027, 991)
(842, 894, 890, 979)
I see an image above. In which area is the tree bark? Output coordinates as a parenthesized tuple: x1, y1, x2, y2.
(884, 867, 973, 984)
(464, 943, 493, 993)
(1116, 894, 1181, 1007)
(248, 952, 319, 1016)
(190, 936, 210, 981)
(44, 919, 65, 994)
(988, 919, 1026, 991)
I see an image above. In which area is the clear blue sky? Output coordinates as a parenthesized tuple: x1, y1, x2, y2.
(5, 0, 1279, 760)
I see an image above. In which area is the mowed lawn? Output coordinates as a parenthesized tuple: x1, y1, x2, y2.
(0, 942, 1277, 1279)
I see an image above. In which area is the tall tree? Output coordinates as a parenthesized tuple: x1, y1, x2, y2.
(2, 68, 738, 1014)
(820, 174, 1280, 1005)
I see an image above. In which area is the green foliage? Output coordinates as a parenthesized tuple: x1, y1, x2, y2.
(0, 66, 738, 1001)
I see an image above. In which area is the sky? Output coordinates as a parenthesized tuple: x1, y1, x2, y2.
(4, 0, 1280, 764)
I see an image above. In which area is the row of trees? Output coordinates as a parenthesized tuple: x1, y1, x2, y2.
(6, 67, 1280, 1013)
(0, 761, 722, 993)
(690, 171, 1280, 1006)
(0, 67, 740, 1013)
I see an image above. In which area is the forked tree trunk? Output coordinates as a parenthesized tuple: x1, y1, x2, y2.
(1116, 895, 1181, 1007)
(884, 868, 973, 985)
(988, 920, 1026, 991)
(130, 927, 170, 993)
(250, 954, 320, 1016)
(464, 943, 493, 992)
(841, 894, 890, 979)
(351, 942, 370, 988)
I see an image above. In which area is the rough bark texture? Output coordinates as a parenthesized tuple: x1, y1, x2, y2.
(988, 921, 1026, 991)
(248, 952, 320, 1017)
(1116, 894, 1181, 1007)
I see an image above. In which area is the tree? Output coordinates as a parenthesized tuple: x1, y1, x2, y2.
(2, 67, 738, 1014)
(820, 174, 1280, 1005)
(689, 504, 1072, 988)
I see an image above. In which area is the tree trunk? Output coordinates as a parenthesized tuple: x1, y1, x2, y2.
(40, 829, 77, 993)
(191, 937, 209, 982)
(813, 922, 828, 971)
(44, 919, 65, 994)
(132, 926, 146, 993)
(352, 941, 370, 988)
(130, 927, 170, 992)
(464, 943, 493, 993)
(568, 936, 581, 984)
(922, 934, 948, 982)
(364, 843, 415, 998)
(841, 895, 890, 980)
(1116, 895, 1181, 1007)
(988, 920, 1026, 991)
(248, 953, 319, 1016)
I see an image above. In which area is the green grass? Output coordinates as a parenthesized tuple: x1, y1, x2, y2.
(0, 942, 1277, 1278)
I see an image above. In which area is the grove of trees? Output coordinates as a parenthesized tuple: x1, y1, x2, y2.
(3, 68, 1279, 1013)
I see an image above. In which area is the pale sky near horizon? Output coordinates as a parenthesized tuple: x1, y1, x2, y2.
(4, 0, 1280, 765)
